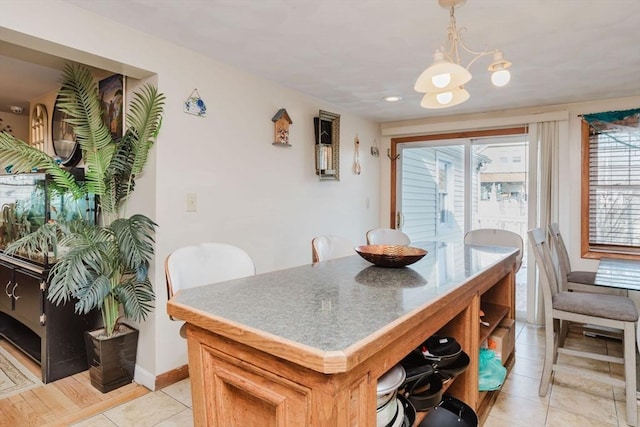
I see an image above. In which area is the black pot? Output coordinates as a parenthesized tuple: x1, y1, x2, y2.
(84, 324, 139, 393)
(418, 394, 478, 427)
(404, 335, 463, 369)
(436, 350, 470, 378)
(421, 336, 462, 368)
(404, 373, 443, 412)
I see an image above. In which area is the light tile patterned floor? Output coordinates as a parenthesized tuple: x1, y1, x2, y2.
(71, 322, 638, 426)
(485, 322, 637, 427)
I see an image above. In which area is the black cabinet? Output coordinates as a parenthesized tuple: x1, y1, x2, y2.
(0, 256, 98, 383)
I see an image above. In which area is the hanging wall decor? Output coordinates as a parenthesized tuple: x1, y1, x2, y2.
(314, 110, 340, 181)
(31, 103, 48, 153)
(271, 108, 292, 146)
(353, 134, 361, 175)
(184, 88, 207, 117)
(99, 74, 125, 139)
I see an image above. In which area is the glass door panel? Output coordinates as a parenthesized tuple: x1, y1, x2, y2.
(398, 143, 465, 243)
(470, 138, 529, 319)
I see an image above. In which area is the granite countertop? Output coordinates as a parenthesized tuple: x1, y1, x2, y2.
(168, 241, 516, 356)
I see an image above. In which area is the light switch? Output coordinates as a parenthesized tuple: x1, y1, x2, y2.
(186, 193, 197, 212)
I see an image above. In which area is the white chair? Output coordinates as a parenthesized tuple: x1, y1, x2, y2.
(311, 235, 354, 262)
(166, 242, 256, 326)
(528, 227, 637, 427)
(464, 228, 524, 272)
(548, 223, 625, 295)
(365, 228, 410, 246)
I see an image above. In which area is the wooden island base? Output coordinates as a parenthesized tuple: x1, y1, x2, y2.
(168, 245, 517, 426)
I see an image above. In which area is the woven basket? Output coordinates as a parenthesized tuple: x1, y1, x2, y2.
(354, 245, 427, 268)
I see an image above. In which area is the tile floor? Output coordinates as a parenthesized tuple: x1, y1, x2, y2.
(71, 321, 638, 426)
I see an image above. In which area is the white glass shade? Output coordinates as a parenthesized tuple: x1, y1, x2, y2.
(491, 69, 511, 87)
(415, 51, 472, 93)
(488, 51, 512, 87)
(420, 87, 470, 109)
(436, 92, 453, 105)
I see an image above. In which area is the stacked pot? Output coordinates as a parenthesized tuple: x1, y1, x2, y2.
(376, 365, 416, 427)
(399, 335, 474, 423)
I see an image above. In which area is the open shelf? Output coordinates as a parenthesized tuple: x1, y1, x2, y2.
(0, 311, 41, 364)
(479, 302, 509, 344)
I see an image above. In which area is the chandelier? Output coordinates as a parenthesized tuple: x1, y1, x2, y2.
(415, 0, 512, 109)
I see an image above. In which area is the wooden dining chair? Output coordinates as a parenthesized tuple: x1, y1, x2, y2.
(165, 242, 256, 328)
(528, 227, 638, 427)
(311, 235, 354, 262)
(464, 228, 524, 272)
(365, 228, 410, 246)
(548, 223, 625, 295)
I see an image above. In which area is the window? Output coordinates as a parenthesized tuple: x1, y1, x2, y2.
(581, 113, 640, 260)
(437, 158, 453, 225)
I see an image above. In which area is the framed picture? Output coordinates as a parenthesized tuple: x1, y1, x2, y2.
(51, 93, 82, 166)
(99, 74, 125, 139)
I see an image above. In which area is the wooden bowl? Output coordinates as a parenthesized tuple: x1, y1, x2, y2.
(354, 245, 427, 268)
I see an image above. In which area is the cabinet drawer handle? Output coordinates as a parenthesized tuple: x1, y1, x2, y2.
(5, 281, 11, 297)
(11, 283, 20, 300)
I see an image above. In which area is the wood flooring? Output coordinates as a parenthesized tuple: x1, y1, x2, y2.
(0, 340, 149, 427)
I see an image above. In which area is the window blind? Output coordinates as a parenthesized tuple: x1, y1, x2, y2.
(588, 128, 640, 252)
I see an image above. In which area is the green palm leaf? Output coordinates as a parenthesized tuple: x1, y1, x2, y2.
(111, 214, 156, 269)
(57, 64, 114, 197)
(126, 85, 165, 176)
(113, 277, 155, 322)
(73, 274, 112, 315)
(0, 132, 83, 198)
(5, 222, 61, 259)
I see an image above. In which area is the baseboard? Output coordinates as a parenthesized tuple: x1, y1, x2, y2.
(155, 364, 190, 390)
(133, 364, 189, 391)
(134, 364, 156, 390)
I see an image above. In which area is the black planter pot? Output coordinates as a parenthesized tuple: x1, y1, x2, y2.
(84, 324, 139, 393)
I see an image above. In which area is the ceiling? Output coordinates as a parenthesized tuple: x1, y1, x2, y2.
(2, 0, 639, 122)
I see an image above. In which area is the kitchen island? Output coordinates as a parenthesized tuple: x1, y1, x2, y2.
(167, 241, 518, 426)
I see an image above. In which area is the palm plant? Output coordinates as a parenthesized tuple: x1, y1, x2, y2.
(0, 64, 165, 338)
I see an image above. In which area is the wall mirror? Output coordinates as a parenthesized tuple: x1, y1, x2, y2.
(51, 92, 82, 166)
(314, 110, 340, 181)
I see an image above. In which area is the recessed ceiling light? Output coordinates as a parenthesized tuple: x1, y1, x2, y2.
(384, 96, 402, 102)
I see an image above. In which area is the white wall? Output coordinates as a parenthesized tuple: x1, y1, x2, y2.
(0, 111, 29, 142)
(2, 0, 382, 388)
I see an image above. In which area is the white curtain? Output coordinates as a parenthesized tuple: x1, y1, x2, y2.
(528, 121, 560, 324)
(538, 121, 560, 229)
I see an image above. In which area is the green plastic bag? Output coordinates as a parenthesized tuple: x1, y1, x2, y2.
(478, 348, 507, 391)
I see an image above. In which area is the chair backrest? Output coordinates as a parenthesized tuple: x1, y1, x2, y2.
(366, 228, 411, 246)
(527, 228, 561, 311)
(464, 228, 524, 272)
(165, 242, 256, 299)
(311, 235, 354, 262)
(548, 223, 572, 280)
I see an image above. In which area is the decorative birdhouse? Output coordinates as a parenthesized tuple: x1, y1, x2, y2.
(271, 108, 292, 146)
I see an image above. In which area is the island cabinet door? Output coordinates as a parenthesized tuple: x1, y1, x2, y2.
(187, 329, 376, 427)
(195, 345, 311, 426)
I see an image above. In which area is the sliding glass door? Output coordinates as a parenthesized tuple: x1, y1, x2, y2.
(395, 133, 530, 319)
